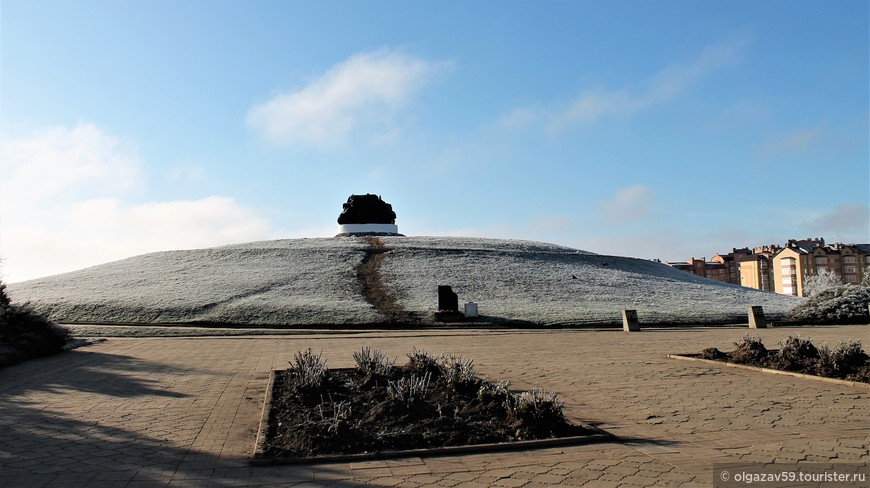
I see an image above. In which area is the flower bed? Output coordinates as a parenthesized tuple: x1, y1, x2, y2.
(253, 348, 610, 463)
(677, 335, 870, 384)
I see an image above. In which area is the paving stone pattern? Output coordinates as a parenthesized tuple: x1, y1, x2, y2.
(1, 326, 867, 487)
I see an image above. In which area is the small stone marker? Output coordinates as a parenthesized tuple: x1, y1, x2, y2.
(435, 286, 462, 322)
(464, 302, 479, 318)
(622, 309, 640, 332)
(438, 285, 459, 312)
(748, 305, 766, 329)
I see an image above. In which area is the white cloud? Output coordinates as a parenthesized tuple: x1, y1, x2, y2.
(2, 196, 275, 283)
(802, 203, 870, 242)
(166, 164, 206, 184)
(497, 107, 541, 130)
(247, 48, 449, 146)
(755, 125, 826, 156)
(0, 124, 278, 282)
(600, 185, 655, 224)
(0, 123, 142, 203)
(500, 36, 748, 133)
(551, 88, 642, 128)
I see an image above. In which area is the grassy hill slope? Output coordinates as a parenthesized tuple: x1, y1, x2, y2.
(8, 236, 803, 326)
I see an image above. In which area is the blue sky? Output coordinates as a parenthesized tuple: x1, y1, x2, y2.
(1, 0, 868, 282)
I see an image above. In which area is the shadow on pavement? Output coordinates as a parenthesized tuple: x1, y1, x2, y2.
(0, 350, 190, 398)
(0, 348, 364, 487)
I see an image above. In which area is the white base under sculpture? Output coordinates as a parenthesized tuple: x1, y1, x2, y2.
(336, 223, 400, 236)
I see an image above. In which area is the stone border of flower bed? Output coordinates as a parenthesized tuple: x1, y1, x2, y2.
(250, 369, 615, 466)
(667, 354, 870, 388)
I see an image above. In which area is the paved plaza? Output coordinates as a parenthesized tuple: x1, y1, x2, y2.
(1, 325, 868, 487)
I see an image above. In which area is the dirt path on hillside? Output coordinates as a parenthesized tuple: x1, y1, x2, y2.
(357, 237, 416, 323)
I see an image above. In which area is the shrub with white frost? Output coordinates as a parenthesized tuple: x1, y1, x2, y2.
(802, 269, 843, 298)
(787, 283, 870, 324)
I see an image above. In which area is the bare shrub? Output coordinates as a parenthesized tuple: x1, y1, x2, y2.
(730, 334, 768, 364)
(817, 340, 868, 377)
(387, 372, 432, 406)
(352, 346, 395, 376)
(778, 335, 818, 360)
(317, 399, 352, 434)
(289, 348, 328, 388)
(773, 335, 819, 371)
(438, 353, 477, 389)
(478, 378, 511, 402)
(406, 347, 439, 375)
(505, 388, 565, 437)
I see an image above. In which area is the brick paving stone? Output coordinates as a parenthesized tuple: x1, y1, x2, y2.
(388, 466, 432, 476)
(1, 325, 868, 487)
(492, 477, 528, 487)
(516, 464, 553, 475)
(442, 471, 480, 482)
(367, 477, 405, 486)
(406, 474, 444, 485)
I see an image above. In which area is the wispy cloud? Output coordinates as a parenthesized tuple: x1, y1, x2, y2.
(802, 203, 870, 240)
(0, 123, 142, 202)
(0, 123, 278, 282)
(755, 125, 826, 156)
(600, 185, 656, 224)
(499, 36, 749, 132)
(247, 48, 450, 146)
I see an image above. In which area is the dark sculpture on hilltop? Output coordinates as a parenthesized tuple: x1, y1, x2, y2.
(337, 194, 397, 225)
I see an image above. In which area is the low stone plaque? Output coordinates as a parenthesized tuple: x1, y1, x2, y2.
(623, 309, 640, 332)
(748, 305, 766, 329)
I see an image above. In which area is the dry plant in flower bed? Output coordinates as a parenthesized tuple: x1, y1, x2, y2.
(263, 347, 595, 459)
(698, 335, 870, 383)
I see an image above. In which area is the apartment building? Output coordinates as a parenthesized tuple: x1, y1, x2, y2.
(665, 237, 870, 297)
(771, 239, 870, 296)
(663, 257, 730, 283)
(710, 250, 745, 284)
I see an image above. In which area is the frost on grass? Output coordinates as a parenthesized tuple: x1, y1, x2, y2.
(8, 238, 382, 325)
(9, 236, 803, 326)
(377, 236, 802, 325)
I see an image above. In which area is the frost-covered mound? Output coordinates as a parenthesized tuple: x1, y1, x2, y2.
(8, 238, 378, 326)
(378, 237, 801, 325)
(7, 236, 803, 326)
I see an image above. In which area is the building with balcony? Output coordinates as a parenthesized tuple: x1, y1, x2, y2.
(771, 239, 870, 296)
(665, 237, 869, 297)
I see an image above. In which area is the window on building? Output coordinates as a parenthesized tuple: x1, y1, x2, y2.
(844, 275, 859, 283)
(814, 256, 828, 265)
(844, 266, 857, 274)
(844, 256, 857, 264)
